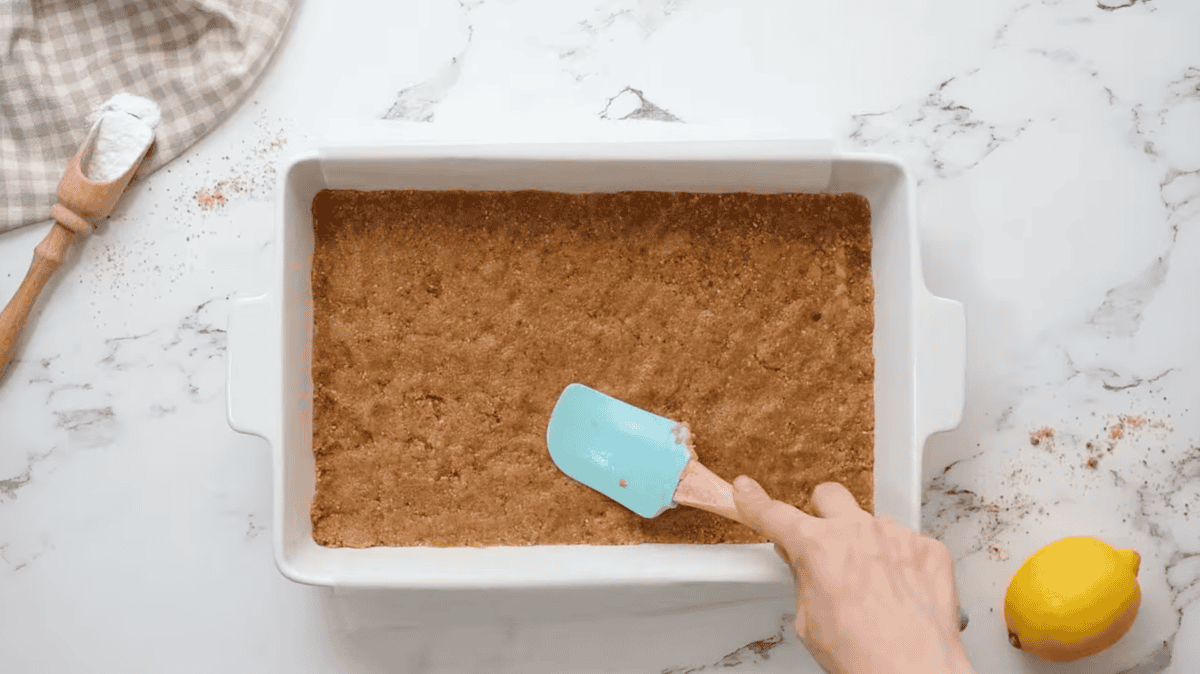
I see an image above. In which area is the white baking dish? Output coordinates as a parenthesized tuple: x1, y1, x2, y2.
(225, 141, 965, 618)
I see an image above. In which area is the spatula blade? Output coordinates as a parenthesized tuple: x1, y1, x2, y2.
(546, 384, 692, 518)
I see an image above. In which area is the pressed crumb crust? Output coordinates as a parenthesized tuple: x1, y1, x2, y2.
(310, 190, 874, 547)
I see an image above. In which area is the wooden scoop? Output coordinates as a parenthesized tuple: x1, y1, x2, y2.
(0, 120, 152, 380)
(545, 383, 750, 526)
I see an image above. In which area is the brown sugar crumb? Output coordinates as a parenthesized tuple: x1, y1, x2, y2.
(309, 190, 874, 547)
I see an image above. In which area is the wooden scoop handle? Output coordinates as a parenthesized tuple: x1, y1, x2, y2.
(673, 458, 752, 526)
(0, 221, 81, 378)
(0, 143, 140, 380)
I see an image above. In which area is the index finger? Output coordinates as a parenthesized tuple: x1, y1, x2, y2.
(732, 476, 822, 554)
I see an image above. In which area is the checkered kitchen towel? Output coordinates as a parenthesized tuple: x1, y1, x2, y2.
(0, 0, 295, 232)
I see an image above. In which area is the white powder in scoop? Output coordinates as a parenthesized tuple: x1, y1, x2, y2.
(84, 94, 161, 182)
(92, 93, 161, 128)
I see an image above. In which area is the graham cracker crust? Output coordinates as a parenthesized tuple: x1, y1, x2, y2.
(310, 190, 874, 547)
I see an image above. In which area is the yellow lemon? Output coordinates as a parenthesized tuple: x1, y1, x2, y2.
(1004, 536, 1141, 662)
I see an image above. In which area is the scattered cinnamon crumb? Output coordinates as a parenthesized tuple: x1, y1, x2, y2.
(195, 189, 226, 210)
(1124, 415, 1145, 428)
(1030, 427, 1054, 446)
(742, 634, 784, 658)
(1086, 457, 1099, 469)
(257, 133, 288, 157)
(1110, 423, 1124, 439)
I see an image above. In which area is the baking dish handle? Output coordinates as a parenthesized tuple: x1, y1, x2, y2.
(914, 292, 966, 438)
(226, 293, 276, 440)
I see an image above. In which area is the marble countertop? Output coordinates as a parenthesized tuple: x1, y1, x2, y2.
(1, 0, 1197, 671)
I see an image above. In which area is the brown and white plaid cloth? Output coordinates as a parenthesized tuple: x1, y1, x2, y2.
(0, 0, 295, 232)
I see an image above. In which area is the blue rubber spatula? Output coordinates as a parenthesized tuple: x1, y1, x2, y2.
(546, 383, 750, 525)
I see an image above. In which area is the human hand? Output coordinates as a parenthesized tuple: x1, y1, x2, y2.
(731, 476, 976, 674)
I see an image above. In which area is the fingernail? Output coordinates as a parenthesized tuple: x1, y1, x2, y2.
(733, 476, 754, 493)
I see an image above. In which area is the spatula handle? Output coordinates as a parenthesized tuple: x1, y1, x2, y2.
(673, 458, 752, 526)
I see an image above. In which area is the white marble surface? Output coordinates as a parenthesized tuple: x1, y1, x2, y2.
(1, 0, 1197, 671)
